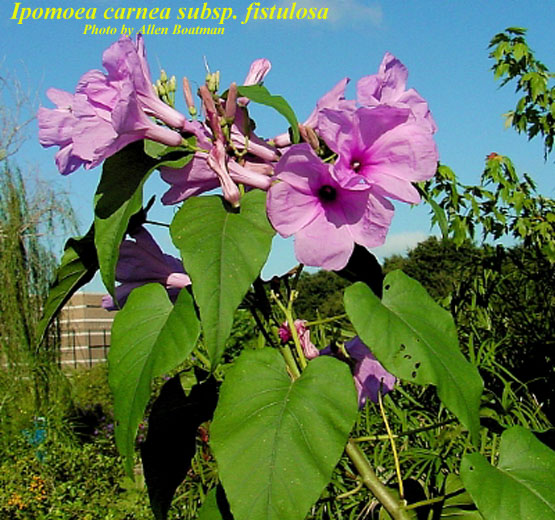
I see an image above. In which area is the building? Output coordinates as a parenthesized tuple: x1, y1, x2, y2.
(59, 293, 116, 368)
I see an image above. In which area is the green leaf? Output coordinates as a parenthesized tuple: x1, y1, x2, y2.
(211, 349, 358, 520)
(37, 224, 98, 343)
(439, 474, 482, 519)
(170, 191, 274, 368)
(94, 141, 159, 295)
(461, 426, 555, 520)
(197, 486, 234, 520)
(344, 272, 483, 443)
(236, 85, 300, 143)
(108, 284, 200, 475)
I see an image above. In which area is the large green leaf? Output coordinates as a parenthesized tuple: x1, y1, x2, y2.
(461, 426, 555, 519)
(170, 191, 274, 368)
(210, 348, 358, 520)
(94, 141, 159, 295)
(344, 271, 483, 443)
(108, 284, 200, 475)
(197, 486, 233, 520)
(36, 224, 98, 343)
(236, 85, 300, 143)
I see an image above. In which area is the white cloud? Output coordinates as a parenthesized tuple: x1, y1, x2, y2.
(372, 231, 430, 260)
(278, 0, 383, 26)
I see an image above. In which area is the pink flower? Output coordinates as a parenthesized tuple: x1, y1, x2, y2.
(38, 35, 185, 175)
(238, 58, 272, 106)
(357, 52, 437, 133)
(319, 105, 438, 204)
(322, 336, 396, 408)
(273, 78, 356, 148)
(278, 319, 319, 360)
(102, 227, 190, 310)
(266, 144, 394, 270)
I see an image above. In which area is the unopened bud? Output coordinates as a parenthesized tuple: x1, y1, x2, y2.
(299, 124, 320, 151)
(160, 69, 168, 83)
(182, 77, 197, 117)
(156, 79, 165, 97)
(168, 75, 176, 93)
(225, 82, 238, 122)
(206, 71, 220, 93)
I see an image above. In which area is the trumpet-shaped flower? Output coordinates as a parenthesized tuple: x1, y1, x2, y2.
(357, 52, 437, 133)
(102, 227, 190, 310)
(319, 105, 438, 204)
(267, 144, 394, 270)
(38, 35, 185, 175)
(320, 336, 396, 408)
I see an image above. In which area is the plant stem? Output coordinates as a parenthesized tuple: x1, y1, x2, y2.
(280, 344, 301, 380)
(345, 440, 411, 520)
(353, 418, 457, 443)
(379, 392, 404, 500)
(306, 313, 347, 327)
(404, 495, 445, 510)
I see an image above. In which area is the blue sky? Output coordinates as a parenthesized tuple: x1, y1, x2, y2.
(1, 0, 553, 287)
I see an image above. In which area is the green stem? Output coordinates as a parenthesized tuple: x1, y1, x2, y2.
(404, 495, 445, 510)
(345, 440, 411, 520)
(353, 418, 456, 443)
(280, 344, 301, 380)
(305, 313, 347, 327)
(378, 392, 404, 500)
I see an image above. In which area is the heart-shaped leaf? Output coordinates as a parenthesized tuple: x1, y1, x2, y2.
(461, 426, 555, 519)
(171, 191, 274, 368)
(344, 271, 483, 443)
(108, 284, 200, 475)
(210, 348, 358, 520)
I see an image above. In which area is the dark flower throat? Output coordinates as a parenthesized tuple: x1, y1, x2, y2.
(318, 185, 337, 202)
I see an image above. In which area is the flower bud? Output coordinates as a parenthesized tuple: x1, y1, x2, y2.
(182, 77, 197, 117)
(160, 69, 168, 83)
(225, 82, 238, 123)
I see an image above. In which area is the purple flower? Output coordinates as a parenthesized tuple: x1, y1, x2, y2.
(322, 336, 396, 408)
(273, 78, 356, 148)
(38, 35, 185, 175)
(357, 52, 437, 133)
(319, 105, 438, 204)
(346, 336, 396, 407)
(102, 227, 190, 310)
(266, 144, 394, 270)
(278, 319, 319, 360)
(238, 58, 272, 106)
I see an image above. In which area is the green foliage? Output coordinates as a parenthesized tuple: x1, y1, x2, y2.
(294, 270, 350, 320)
(236, 85, 300, 143)
(461, 426, 555, 519)
(489, 27, 555, 158)
(171, 191, 275, 368)
(36, 223, 98, 343)
(211, 348, 358, 520)
(345, 272, 483, 443)
(108, 285, 200, 475)
(421, 158, 554, 261)
(94, 141, 160, 295)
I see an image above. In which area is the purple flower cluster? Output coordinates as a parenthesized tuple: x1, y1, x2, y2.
(267, 53, 438, 270)
(38, 35, 185, 175)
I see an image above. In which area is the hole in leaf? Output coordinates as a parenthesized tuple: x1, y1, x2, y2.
(403, 354, 412, 360)
(411, 371, 417, 378)
(469, 466, 474, 471)
(400, 344, 406, 351)
(384, 284, 390, 291)
(415, 362, 421, 369)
